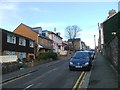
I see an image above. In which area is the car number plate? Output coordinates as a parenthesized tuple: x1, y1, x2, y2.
(75, 66, 82, 68)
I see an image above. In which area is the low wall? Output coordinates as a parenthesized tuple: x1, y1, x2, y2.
(0, 55, 17, 63)
(104, 30, 119, 71)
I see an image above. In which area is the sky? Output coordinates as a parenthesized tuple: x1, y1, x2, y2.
(0, 1, 119, 49)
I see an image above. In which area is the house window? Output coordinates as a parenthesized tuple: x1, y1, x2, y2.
(29, 40, 34, 48)
(42, 33, 46, 36)
(7, 51, 15, 55)
(19, 37, 26, 46)
(7, 34, 16, 44)
(18, 52, 26, 59)
(58, 45, 61, 49)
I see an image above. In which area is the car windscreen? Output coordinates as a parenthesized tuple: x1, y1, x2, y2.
(72, 52, 88, 59)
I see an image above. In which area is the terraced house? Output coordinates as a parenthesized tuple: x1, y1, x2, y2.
(42, 30, 63, 54)
(13, 23, 53, 57)
(0, 28, 35, 61)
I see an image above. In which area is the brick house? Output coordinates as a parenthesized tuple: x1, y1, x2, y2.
(0, 28, 35, 61)
(13, 23, 53, 57)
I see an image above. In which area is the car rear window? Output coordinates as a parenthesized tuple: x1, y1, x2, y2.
(73, 52, 88, 59)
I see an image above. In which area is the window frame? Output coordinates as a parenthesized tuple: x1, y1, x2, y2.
(19, 37, 26, 46)
(29, 40, 34, 48)
(7, 34, 16, 44)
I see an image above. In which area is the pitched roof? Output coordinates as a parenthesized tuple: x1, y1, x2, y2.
(48, 31, 63, 39)
(103, 11, 119, 24)
(68, 38, 81, 42)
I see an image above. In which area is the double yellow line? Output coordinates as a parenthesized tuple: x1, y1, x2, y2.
(72, 71, 87, 90)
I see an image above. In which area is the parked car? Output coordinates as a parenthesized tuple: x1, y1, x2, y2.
(88, 49, 95, 60)
(69, 51, 92, 71)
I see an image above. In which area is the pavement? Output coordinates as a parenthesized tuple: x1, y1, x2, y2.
(0, 53, 119, 89)
(87, 53, 118, 89)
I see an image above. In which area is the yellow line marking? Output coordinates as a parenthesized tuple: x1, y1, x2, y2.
(78, 72, 87, 89)
(72, 71, 84, 90)
(2, 73, 31, 85)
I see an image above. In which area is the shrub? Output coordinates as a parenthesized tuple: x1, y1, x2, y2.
(37, 51, 58, 60)
(48, 51, 58, 60)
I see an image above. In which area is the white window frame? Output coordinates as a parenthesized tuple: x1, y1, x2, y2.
(19, 37, 26, 46)
(29, 40, 34, 48)
(7, 34, 16, 44)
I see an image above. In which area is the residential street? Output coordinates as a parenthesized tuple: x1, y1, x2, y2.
(1, 53, 119, 90)
(0, 2, 119, 90)
(2, 58, 83, 89)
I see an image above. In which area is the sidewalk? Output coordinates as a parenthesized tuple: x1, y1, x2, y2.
(87, 53, 118, 89)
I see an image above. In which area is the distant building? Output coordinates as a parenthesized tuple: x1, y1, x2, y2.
(0, 28, 35, 61)
(81, 41, 87, 50)
(68, 38, 82, 51)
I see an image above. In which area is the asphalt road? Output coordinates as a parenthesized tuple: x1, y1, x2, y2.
(2, 58, 82, 89)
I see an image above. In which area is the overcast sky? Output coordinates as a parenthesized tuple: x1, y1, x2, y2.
(0, 1, 119, 48)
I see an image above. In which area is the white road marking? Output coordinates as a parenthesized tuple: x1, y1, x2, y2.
(23, 84, 34, 90)
(2, 73, 31, 85)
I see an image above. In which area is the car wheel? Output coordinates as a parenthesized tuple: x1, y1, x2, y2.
(87, 68, 91, 71)
(69, 68, 73, 71)
(87, 66, 91, 71)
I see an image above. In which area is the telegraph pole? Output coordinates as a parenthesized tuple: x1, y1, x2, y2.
(94, 35, 96, 50)
(98, 23, 101, 52)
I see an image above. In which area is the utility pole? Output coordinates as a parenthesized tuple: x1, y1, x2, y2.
(98, 23, 101, 52)
(94, 35, 96, 50)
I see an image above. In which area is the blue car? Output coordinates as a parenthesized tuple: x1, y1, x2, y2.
(69, 51, 92, 71)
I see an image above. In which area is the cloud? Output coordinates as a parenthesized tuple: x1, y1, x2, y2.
(0, 2, 19, 21)
(0, 2, 24, 30)
(28, 7, 50, 13)
(34, 22, 66, 29)
(0, 2, 18, 10)
(29, 7, 41, 11)
(76, 27, 99, 48)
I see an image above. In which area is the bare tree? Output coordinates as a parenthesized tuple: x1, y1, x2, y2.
(65, 25, 81, 52)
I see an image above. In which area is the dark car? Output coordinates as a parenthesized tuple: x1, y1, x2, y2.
(69, 51, 92, 71)
(88, 49, 95, 60)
